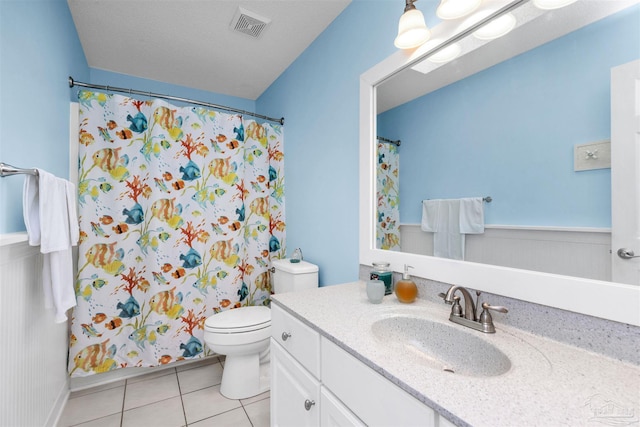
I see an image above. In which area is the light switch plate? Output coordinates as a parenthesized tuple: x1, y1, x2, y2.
(574, 139, 611, 171)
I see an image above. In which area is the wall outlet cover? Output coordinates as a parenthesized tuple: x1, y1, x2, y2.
(574, 140, 611, 171)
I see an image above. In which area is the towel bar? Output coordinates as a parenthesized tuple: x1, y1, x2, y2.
(0, 162, 38, 177)
(422, 196, 492, 204)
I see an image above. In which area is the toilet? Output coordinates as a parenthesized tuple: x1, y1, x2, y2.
(203, 259, 319, 399)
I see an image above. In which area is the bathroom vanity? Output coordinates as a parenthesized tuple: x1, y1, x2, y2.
(270, 299, 443, 427)
(270, 281, 640, 426)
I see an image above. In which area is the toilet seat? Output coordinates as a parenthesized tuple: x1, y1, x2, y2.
(205, 306, 271, 334)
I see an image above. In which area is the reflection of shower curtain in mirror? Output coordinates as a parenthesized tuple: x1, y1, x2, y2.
(69, 91, 286, 376)
(376, 142, 400, 251)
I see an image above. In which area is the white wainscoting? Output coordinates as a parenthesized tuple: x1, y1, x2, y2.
(400, 224, 612, 281)
(0, 234, 70, 427)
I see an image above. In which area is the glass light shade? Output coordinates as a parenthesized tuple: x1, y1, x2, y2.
(436, 0, 482, 20)
(394, 9, 431, 49)
(428, 43, 462, 63)
(473, 13, 517, 40)
(532, 0, 578, 10)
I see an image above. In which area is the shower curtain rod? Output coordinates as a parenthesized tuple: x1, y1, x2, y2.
(377, 136, 401, 146)
(68, 77, 285, 125)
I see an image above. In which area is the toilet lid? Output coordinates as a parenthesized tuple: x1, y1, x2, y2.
(205, 306, 271, 333)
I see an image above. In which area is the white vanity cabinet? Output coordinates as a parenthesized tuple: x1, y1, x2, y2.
(271, 304, 363, 427)
(271, 339, 320, 426)
(271, 303, 451, 427)
(320, 387, 366, 427)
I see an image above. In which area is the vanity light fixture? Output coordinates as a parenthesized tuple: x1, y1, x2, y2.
(394, 0, 431, 49)
(427, 43, 462, 63)
(532, 0, 578, 10)
(473, 12, 517, 40)
(436, 0, 482, 20)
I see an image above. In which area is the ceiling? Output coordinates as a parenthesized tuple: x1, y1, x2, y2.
(67, 0, 352, 101)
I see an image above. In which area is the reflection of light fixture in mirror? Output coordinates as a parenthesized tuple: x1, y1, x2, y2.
(532, 0, 578, 10)
(436, 0, 482, 20)
(428, 43, 462, 63)
(394, 0, 431, 49)
(473, 12, 516, 40)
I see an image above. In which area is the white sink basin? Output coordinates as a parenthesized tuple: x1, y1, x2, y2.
(371, 315, 512, 377)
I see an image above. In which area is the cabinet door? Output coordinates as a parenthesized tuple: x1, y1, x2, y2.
(321, 337, 436, 427)
(320, 387, 366, 427)
(271, 338, 320, 427)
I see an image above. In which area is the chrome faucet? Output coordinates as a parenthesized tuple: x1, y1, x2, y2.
(440, 286, 508, 333)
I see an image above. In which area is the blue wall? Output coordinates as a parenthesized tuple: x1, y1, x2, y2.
(0, 0, 89, 234)
(257, 0, 403, 285)
(88, 69, 256, 113)
(378, 6, 640, 228)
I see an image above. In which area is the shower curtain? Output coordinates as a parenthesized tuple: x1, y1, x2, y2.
(376, 141, 400, 251)
(69, 91, 286, 376)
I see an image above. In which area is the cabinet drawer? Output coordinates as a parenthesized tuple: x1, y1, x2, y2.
(271, 304, 321, 378)
(321, 337, 436, 427)
(271, 339, 320, 427)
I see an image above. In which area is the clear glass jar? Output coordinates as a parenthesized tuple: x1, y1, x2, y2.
(370, 261, 393, 295)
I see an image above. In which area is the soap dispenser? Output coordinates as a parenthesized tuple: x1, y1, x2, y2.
(395, 264, 418, 303)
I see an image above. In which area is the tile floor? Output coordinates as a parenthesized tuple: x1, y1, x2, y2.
(59, 357, 269, 427)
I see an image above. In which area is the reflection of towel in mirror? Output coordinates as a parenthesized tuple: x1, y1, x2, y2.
(23, 169, 79, 323)
(460, 197, 484, 234)
(421, 198, 484, 260)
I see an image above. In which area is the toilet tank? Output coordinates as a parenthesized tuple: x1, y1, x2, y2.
(272, 259, 319, 293)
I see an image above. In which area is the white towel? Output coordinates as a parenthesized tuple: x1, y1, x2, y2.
(23, 169, 79, 323)
(421, 200, 440, 232)
(421, 198, 486, 260)
(459, 197, 484, 234)
(435, 199, 465, 260)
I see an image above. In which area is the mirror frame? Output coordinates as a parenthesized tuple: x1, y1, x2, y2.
(359, 0, 640, 326)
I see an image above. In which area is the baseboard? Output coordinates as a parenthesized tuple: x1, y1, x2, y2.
(46, 379, 70, 427)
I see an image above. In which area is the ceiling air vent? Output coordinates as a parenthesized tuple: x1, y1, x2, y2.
(230, 7, 271, 38)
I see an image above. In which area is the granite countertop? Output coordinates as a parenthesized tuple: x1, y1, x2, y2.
(272, 281, 640, 427)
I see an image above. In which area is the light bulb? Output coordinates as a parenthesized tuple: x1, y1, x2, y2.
(428, 43, 462, 63)
(473, 13, 517, 40)
(436, 0, 482, 20)
(532, 0, 578, 10)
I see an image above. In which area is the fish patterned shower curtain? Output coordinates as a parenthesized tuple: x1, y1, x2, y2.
(376, 141, 400, 251)
(69, 91, 286, 376)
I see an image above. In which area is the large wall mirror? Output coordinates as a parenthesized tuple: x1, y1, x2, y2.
(359, 0, 640, 326)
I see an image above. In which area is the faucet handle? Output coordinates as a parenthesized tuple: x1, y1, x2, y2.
(451, 296, 463, 317)
(481, 302, 508, 313)
(478, 302, 508, 333)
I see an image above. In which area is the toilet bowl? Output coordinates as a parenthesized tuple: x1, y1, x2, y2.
(204, 306, 271, 399)
(203, 259, 319, 399)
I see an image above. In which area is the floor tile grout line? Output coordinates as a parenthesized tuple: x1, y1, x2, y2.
(240, 402, 255, 427)
(120, 378, 128, 427)
(183, 405, 246, 427)
(175, 368, 189, 427)
(120, 389, 183, 413)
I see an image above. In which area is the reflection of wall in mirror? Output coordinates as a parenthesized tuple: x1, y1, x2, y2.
(377, 5, 639, 229)
(376, 5, 639, 280)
